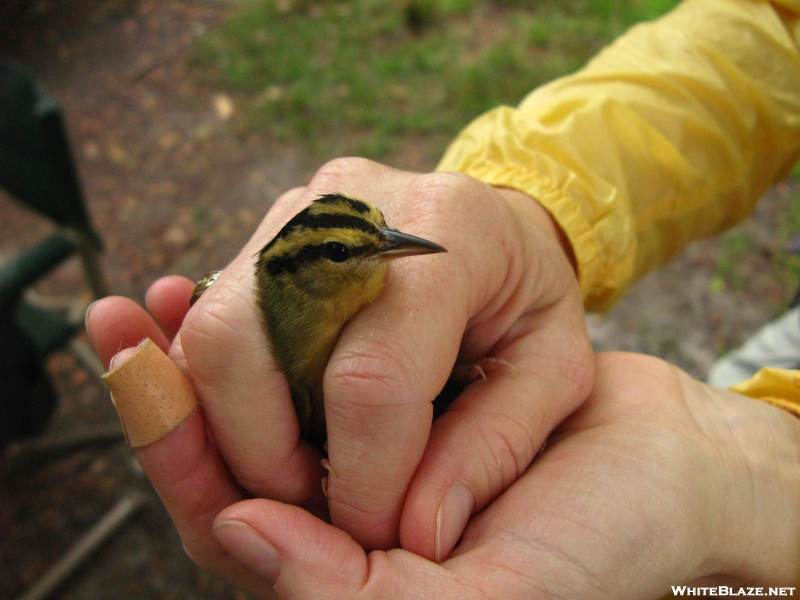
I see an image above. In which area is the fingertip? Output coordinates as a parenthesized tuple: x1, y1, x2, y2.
(145, 275, 197, 340)
(213, 520, 282, 584)
(399, 455, 450, 561)
(103, 338, 198, 448)
(85, 296, 171, 369)
(216, 499, 369, 594)
(84, 298, 99, 339)
(434, 482, 474, 563)
(107, 345, 140, 371)
(401, 477, 474, 563)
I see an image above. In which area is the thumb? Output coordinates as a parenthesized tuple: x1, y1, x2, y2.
(213, 499, 452, 599)
(214, 499, 368, 598)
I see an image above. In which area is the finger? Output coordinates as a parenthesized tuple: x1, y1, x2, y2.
(144, 275, 196, 341)
(178, 186, 325, 506)
(105, 344, 275, 598)
(307, 162, 532, 549)
(387, 188, 593, 560)
(214, 499, 452, 600)
(400, 294, 593, 561)
(215, 499, 367, 596)
(137, 413, 278, 598)
(305, 162, 460, 549)
(85, 296, 171, 369)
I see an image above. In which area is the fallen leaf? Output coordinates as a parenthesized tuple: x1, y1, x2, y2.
(213, 94, 234, 121)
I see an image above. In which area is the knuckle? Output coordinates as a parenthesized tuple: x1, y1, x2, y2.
(311, 157, 380, 189)
(181, 271, 258, 374)
(326, 337, 414, 410)
(406, 172, 509, 253)
(415, 169, 485, 198)
(406, 171, 480, 216)
(423, 171, 499, 210)
(181, 302, 239, 373)
(272, 185, 307, 209)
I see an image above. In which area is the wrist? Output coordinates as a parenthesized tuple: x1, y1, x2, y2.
(493, 187, 578, 275)
(686, 375, 800, 584)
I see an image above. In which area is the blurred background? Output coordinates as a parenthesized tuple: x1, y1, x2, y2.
(1, 0, 798, 598)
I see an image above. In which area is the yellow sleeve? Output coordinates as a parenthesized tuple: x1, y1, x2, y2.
(730, 367, 800, 417)
(437, 0, 800, 310)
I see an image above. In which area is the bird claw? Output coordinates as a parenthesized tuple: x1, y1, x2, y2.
(321, 457, 338, 478)
(535, 438, 547, 459)
(452, 357, 518, 383)
(321, 458, 338, 498)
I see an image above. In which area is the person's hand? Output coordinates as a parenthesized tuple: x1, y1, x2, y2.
(208, 352, 800, 599)
(87, 158, 593, 569)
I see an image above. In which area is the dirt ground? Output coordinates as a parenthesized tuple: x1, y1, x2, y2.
(1, 1, 797, 599)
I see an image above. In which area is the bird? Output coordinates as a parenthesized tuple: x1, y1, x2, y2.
(193, 193, 446, 450)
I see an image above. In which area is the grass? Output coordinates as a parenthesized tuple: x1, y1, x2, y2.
(711, 181, 800, 305)
(712, 230, 755, 293)
(194, 0, 800, 309)
(193, 0, 681, 159)
(777, 186, 800, 289)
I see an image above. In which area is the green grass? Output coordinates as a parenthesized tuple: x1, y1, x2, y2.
(712, 230, 755, 293)
(193, 0, 681, 159)
(792, 158, 800, 179)
(710, 182, 800, 303)
(777, 188, 800, 287)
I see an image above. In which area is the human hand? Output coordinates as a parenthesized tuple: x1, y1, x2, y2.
(87, 157, 593, 571)
(209, 352, 800, 599)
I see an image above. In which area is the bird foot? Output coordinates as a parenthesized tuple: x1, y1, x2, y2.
(451, 357, 518, 383)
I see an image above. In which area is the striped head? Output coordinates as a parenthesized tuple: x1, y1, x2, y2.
(256, 193, 445, 308)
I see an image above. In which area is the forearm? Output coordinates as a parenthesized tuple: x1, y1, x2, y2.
(439, 0, 800, 310)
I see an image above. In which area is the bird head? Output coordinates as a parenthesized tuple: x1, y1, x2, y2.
(257, 193, 445, 309)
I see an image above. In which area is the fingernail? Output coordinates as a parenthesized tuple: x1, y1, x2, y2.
(107, 346, 136, 372)
(214, 520, 282, 583)
(102, 338, 197, 447)
(84, 299, 98, 338)
(435, 482, 475, 563)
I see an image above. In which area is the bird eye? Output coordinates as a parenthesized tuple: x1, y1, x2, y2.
(323, 241, 351, 262)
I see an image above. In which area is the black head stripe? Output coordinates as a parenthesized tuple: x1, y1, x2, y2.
(277, 212, 378, 241)
(314, 193, 372, 214)
(266, 241, 371, 276)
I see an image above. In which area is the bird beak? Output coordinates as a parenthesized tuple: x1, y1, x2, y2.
(374, 228, 447, 259)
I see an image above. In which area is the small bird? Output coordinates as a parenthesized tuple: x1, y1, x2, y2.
(194, 193, 446, 450)
(256, 193, 446, 449)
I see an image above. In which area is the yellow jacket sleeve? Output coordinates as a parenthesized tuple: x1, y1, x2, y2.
(437, 0, 800, 311)
(730, 367, 800, 417)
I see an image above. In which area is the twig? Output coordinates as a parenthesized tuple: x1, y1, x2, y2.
(16, 492, 149, 600)
(2, 423, 125, 473)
